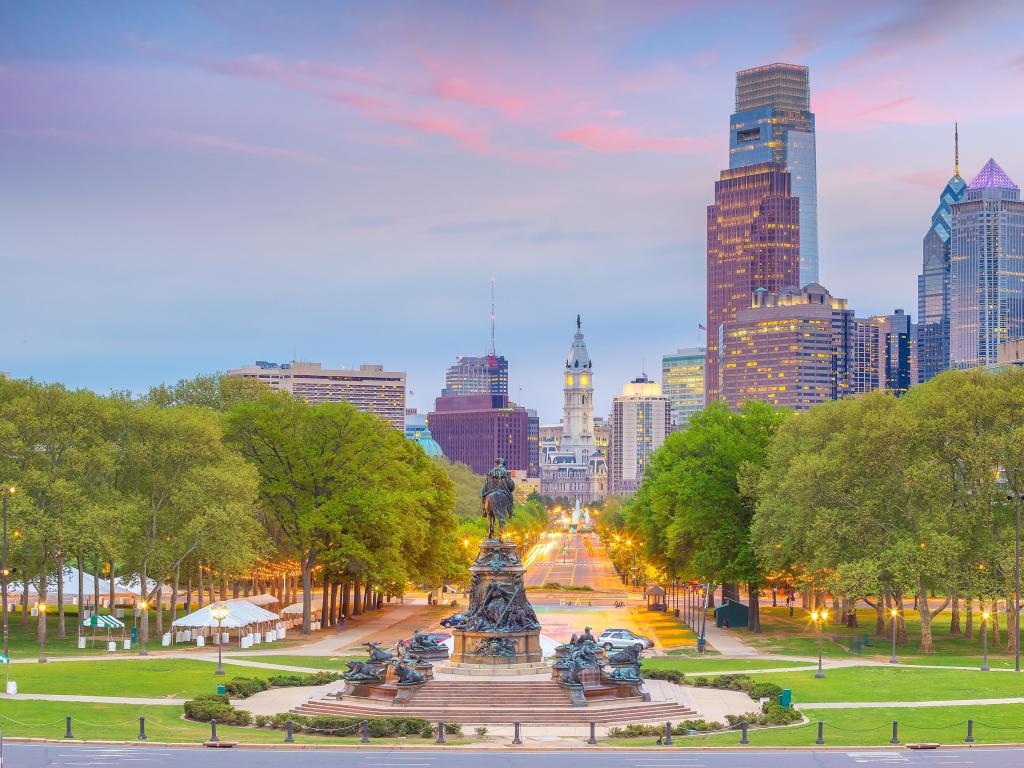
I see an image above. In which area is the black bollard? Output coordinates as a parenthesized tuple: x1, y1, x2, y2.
(587, 721, 597, 745)
(815, 720, 824, 745)
(436, 721, 446, 745)
(64, 716, 73, 739)
(360, 719, 369, 744)
(965, 719, 974, 744)
(139, 716, 147, 741)
(890, 720, 899, 745)
(512, 721, 522, 745)
(663, 721, 673, 746)
(210, 719, 219, 743)
(284, 719, 294, 744)
(739, 720, 749, 745)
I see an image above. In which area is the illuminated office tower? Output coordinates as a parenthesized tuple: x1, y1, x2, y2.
(661, 347, 705, 429)
(705, 162, 800, 403)
(608, 376, 672, 496)
(730, 63, 818, 285)
(917, 127, 967, 383)
(949, 159, 1024, 368)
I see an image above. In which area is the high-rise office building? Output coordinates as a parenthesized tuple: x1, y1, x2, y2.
(706, 162, 801, 403)
(917, 128, 968, 383)
(427, 394, 530, 476)
(730, 63, 819, 285)
(872, 310, 917, 396)
(719, 283, 853, 412)
(608, 376, 672, 496)
(441, 354, 508, 397)
(852, 319, 882, 394)
(661, 347, 705, 429)
(227, 361, 405, 429)
(950, 159, 1024, 369)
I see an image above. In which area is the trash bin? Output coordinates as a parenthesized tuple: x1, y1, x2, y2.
(217, 684, 226, 695)
(131, 627, 139, 643)
(779, 689, 793, 709)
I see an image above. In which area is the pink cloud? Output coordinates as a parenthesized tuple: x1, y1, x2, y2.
(159, 129, 328, 164)
(555, 124, 713, 154)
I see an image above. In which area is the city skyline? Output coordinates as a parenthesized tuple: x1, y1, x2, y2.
(5, 2, 1024, 422)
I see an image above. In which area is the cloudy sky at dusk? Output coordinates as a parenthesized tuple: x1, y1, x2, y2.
(4, 0, 1024, 422)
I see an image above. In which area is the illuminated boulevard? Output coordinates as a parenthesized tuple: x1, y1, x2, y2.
(522, 531, 626, 592)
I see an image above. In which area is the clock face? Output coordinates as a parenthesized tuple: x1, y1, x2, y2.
(580, 375, 590, 386)
(565, 374, 574, 387)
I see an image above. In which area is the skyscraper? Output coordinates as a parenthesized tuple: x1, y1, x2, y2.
(608, 376, 672, 496)
(949, 159, 1024, 369)
(441, 354, 509, 397)
(427, 394, 530, 476)
(661, 347, 705, 429)
(872, 310, 917, 396)
(917, 127, 967, 383)
(705, 162, 800, 403)
(730, 63, 819, 285)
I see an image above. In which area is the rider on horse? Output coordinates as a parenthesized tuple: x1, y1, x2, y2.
(481, 457, 515, 540)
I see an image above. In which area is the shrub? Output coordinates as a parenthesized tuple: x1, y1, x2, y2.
(253, 714, 271, 728)
(224, 677, 269, 698)
(748, 682, 783, 702)
(474, 726, 488, 738)
(444, 722, 463, 736)
(267, 672, 342, 688)
(183, 695, 252, 726)
(643, 668, 685, 685)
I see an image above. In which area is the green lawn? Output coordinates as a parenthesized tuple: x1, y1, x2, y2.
(7, 659, 281, 699)
(0, 700, 473, 744)
(223, 654, 358, 670)
(643, 657, 813, 674)
(726, 666, 1024, 704)
(608, 703, 1024, 747)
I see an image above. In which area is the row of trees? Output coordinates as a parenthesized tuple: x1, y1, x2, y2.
(620, 368, 1024, 653)
(0, 373, 464, 647)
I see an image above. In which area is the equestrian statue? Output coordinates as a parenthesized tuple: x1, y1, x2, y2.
(481, 457, 515, 540)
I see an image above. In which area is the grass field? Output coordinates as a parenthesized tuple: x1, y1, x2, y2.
(642, 657, 813, 674)
(223, 654, 358, 670)
(7, 659, 281, 699)
(0, 699, 474, 744)
(608, 703, 1024, 747)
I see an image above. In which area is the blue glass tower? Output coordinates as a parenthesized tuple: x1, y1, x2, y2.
(729, 63, 818, 285)
(917, 126, 967, 383)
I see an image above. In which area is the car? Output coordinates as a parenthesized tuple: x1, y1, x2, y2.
(598, 628, 653, 652)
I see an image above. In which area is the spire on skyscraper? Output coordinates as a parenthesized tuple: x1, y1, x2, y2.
(489, 278, 496, 356)
(954, 123, 959, 178)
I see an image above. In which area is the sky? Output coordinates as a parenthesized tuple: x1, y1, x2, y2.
(3, 0, 1024, 423)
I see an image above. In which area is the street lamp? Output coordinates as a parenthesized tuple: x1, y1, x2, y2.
(981, 610, 991, 672)
(889, 608, 899, 664)
(1, 485, 15, 659)
(1007, 480, 1022, 674)
(810, 609, 829, 678)
(210, 604, 229, 675)
(137, 600, 149, 656)
(37, 602, 47, 663)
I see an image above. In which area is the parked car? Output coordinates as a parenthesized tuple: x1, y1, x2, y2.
(598, 628, 653, 651)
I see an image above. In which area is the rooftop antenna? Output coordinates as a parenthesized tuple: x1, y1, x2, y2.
(489, 278, 496, 356)
(953, 122, 960, 177)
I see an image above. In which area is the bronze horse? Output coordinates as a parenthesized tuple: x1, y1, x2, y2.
(481, 458, 515, 540)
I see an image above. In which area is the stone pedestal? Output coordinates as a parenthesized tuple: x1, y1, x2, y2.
(445, 538, 544, 666)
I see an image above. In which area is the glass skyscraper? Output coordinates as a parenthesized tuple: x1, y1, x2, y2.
(949, 159, 1024, 368)
(441, 354, 508, 397)
(661, 347, 705, 429)
(917, 129, 967, 383)
(729, 63, 819, 286)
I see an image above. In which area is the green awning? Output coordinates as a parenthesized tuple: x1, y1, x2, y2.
(81, 615, 125, 629)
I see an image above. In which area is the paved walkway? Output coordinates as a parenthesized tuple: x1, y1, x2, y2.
(699, 623, 758, 656)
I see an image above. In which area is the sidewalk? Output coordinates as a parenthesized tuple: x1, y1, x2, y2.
(701, 623, 758, 656)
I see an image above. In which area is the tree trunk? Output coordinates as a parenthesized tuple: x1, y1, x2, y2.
(37, 574, 48, 654)
(220, 577, 227, 602)
(1007, 592, 1018, 654)
(801, 587, 810, 610)
(185, 571, 192, 614)
(232, 581, 240, 599)
(870, 596, 884, 637)
(197, 564, 204, 609)
(949, 590, 961, 636)
(894, 591, 907, 645)
(155, 584, 164, 638)
(76, 553, 84, 624)
(364, 582, 372, 612)
(92, 559, 100, 614)
(917, 578, 951, 654)
(992, 600, 1002, 648)
(965, 596, 974, 640)
(171, 565, 180, 626)
(329, 582, 338, 626)
(108, 561, 115, 617)
(20, 587, 28, 627)
(140, 564, 150, 649)
(341, 582, 351, 620)
(56, 557, 66, 639)
(320, 572, 330, 628)
(747, 584, 761, 633)
(352, 579, 362, 616)
(301, 545, 315, 634)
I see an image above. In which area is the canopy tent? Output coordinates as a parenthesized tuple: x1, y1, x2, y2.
(171, 600, 282, 648)
(281, 601, 321, 629)
(81, 614, 125, 629)
(9, 566, 159, 605)
(236, 594, 279, 609)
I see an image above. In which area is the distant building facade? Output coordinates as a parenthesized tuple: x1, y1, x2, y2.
(730, 63, 819, 285)
(227, 360, 405, 429)
(917, 128, 967, 384)
(661, 347, 705, 429)
(441, 354, 508, 397)
(719, 283, 853, 411)
(427, 394, 530, 476)
(873, 310, 917, 396)
(608, 376, 672, 496)
(996, 338, 1024, 369)
(540, 317, 607, 502)
(404, 409, 445, 457)
(950, 159, 1024, 369)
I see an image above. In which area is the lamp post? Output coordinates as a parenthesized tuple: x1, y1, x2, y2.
(889, 608, 899, 664)
(37, 602, 47, 663)
(981, 610, 991, 672)
(1008, 481, 1022, 674)
(138, 600, 148, 656)
(1, 485, 15, 659)
(811, 609, 828, 678)
(210, 605, 229, 675)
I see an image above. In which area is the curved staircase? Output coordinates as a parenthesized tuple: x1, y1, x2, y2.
(292, 679, 697, 725)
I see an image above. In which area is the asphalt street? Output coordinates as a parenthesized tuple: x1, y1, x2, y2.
(6, 744, 1022, 768)
(523, 532, 623, 591)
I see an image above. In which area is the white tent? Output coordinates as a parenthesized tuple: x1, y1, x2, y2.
(236, 594, 278, 609)
(9, 566, 159, 604)
(171, 600, 281, 648)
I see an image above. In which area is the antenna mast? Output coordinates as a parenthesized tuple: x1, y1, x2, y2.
(489, 278, 496, 356)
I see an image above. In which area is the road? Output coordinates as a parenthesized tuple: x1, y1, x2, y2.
(8, 743, 1021, 767)
(523, 532, 624, 592)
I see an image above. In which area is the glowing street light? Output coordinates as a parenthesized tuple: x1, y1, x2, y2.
(1, 485, 15, 659)
(981, 610, 991, 672)
(889, 607, 900, 664)
(210, 604, 230, 676)
(810, 608, 829, 678)
(37, 602, 48, 664)
(138, 599, 149, 656)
